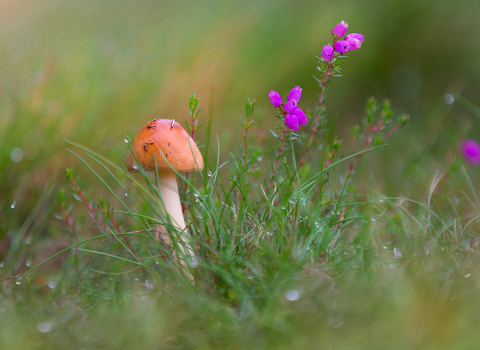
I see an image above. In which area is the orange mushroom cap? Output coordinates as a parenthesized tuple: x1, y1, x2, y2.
(127, 119, 204, 172)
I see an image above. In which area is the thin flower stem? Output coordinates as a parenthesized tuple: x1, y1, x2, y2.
(267, 124, 289, 192)
(297, 58, 336, 170)
(62, 209, 77, 242)
(70, 178, 138, 258)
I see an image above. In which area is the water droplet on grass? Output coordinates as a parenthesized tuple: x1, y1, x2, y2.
(444, 94, 455, 104)
(37, 321, 52, 333)
(256, 156, 262, 162)
(393, 247, 403, 259)
(452, 196, 460, 205)
(15, 280, 21, 285)
(0, 262, 3, 268)
(289, 198, 296, 205)
(124, 193, 128, 197)
(465, 273, 471, 278)
(285, 289, 300, 301)
(188, 256, 198, 268)
(25, 260, 31, 267)
(145, 279, 154, 290)
(10, 201, 15, 209)
(207, 171, 212, 177)
(124, 136, 130, 143)
(48, 280, 57, 289)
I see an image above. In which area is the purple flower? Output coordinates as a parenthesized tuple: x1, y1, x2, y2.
(461, 140, 480, 164)
(334, 40, 349, 54)
(284, 99, 298, 113)
(294, 108, 308, 126)
(288, 86, 302, 102)
(269, 90, 283, 108)
(285, 114, 299, 131)
(332, 21, 348, 38)
(322, 45, 334, 61)
(346, 33, 364, 42)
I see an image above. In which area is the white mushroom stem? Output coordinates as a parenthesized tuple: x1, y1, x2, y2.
(156, 171, 194, 269)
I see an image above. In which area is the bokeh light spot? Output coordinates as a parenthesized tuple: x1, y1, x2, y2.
(444, 94, 455, 104)
(114, 46, 151, 83)
(10, 148, 24, 163)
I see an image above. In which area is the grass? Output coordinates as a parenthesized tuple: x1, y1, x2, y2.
(2, 0, 480, 348)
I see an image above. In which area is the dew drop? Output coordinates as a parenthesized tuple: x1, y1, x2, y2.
(281, 206, 286, 210)
(207, 171, 212, 177)
(256, 156, 262, 162)
(145, 279, 154, 290)
(48, 280, 57, 289)
(37, 321, 52, 333)
(25, 260, 31, 267)
(0, 262, 3, 268)
(285, 289, 300, 301)
(452, 196, 460, 205)
(465, 273, 471, 278)
(132, 164, 138, 170)
(124, 136, 130, 143)
(124, 193, 128, 197)
(15, 280, 21, 285)
(10, 201, 15, 209)
(393, 247, 403, 259)
(188, 256, 198, 268)
(444, 93, 454, 104)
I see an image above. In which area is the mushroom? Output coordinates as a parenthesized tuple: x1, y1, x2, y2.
(127, 118, 203, 273)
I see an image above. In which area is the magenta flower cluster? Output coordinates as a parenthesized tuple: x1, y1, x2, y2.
(269, 86, 308, 131)
(322, 21, 364, 60)
(461, 140, 480, 164)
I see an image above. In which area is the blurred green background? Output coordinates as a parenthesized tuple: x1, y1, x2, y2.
(1, 0, 479, 232)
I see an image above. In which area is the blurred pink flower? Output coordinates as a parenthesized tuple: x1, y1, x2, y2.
(284, 100, 298, 113)
(285, 114, 299, 131)
(288, 86, 302, 102)
(322, 45, 334, 60)
(461, 140, 480, 164)
(332, 21, 348, 37)
(294, 108, 308, 126)
(334, 40, 350, 54)
(269, 90, 283, 107)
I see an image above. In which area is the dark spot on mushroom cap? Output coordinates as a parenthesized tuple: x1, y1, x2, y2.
(168, 143, 170, 147)
(165, 153, 168, 157)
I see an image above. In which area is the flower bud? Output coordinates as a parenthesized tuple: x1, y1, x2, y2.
(332, 21, 348, 37)
(322, 45, 334, 61)
(284, 99, 298, 113)
(269, 90, 283, 108)
(285, 114, 299, 131)
(461, 140, 480, 164)
(294, 108, 308, 126)
(288, 86, 302, 102)
(334, 40, 349, 54)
